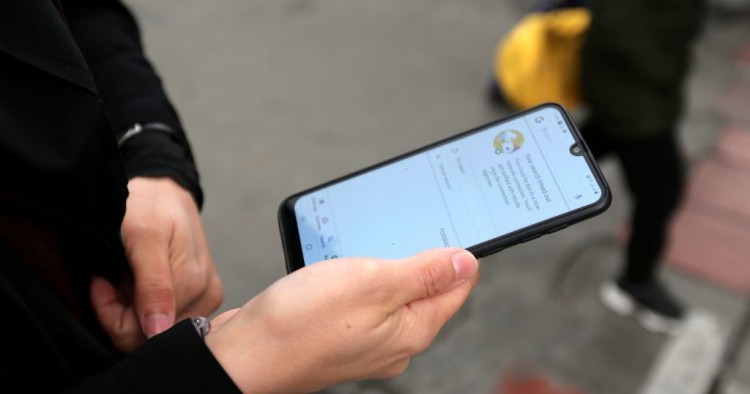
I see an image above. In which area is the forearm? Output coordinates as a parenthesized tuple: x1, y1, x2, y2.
(62, 0, 203, 206)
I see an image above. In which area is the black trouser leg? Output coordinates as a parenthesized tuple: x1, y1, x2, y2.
(581, 120, 686, 283)
(615, 132, 685, 283)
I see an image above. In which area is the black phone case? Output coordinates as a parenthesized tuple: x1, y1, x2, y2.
(278, 103, 611, 273)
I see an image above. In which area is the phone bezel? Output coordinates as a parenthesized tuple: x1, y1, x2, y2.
(278, 103, 611, 273)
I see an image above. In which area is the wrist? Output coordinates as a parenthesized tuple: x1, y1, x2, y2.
(116, 124, 204, 208)
(204, 312, 299, 394)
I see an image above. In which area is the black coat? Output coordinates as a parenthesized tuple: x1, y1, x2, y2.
(0, 0, 238, 392)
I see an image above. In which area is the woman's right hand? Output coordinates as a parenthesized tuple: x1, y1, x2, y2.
(205, 248, 479, 394)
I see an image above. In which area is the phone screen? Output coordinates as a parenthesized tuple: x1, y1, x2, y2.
(283, 104, 607, 267)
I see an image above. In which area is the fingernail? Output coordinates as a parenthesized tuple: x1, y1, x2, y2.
(145, 313, 171, 337)
(452, 251, 478, 282)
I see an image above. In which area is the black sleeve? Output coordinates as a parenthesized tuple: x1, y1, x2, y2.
(66, 320, 242, 394)
(0, 245, 241, 394)
(61, 0, 204, 207)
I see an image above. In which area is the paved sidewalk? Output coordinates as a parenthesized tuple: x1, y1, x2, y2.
(663, 11, 750, 393)
(667, 62, 750, 295)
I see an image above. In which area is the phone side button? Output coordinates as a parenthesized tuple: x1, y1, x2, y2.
(546, 224, 569, 234)
(520, 234, 543, 243)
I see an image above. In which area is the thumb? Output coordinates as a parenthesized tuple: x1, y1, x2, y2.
(391, 248, 478, 304)
(126, 233, 177, 338)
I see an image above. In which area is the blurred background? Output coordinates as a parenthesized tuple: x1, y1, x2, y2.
(124, 1, 750, 393)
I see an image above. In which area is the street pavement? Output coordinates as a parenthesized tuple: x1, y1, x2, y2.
(124, 1, 750, 393)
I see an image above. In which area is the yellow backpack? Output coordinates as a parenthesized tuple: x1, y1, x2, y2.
(494, 5, 590, 111)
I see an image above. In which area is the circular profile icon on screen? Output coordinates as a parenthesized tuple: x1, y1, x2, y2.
(494, 129, 525, 154)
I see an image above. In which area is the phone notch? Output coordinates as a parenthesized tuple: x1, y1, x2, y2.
(570, 143, 585, 156)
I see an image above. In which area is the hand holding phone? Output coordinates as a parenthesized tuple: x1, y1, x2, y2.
(206, 248, 479, 393)
(278, 103, 611, 272)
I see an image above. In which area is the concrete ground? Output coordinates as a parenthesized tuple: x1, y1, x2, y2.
(124, 1, 750, 393)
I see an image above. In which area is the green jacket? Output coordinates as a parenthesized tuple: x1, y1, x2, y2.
(582, 0, 706, 140)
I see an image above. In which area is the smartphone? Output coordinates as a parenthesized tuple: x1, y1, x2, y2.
(278, 103, 610, 273)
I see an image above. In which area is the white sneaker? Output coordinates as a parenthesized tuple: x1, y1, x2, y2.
(600, 280, 687, 336)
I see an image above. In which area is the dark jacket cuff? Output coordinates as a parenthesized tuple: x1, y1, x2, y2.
(69, 319, 241, 393)
(119, 130, 204, 209)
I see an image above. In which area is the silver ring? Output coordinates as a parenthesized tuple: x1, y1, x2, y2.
(192, 316, 211, 338)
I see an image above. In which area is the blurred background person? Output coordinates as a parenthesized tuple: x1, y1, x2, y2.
(490, 0, 707, 335)
(579, 0, 706, 334)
